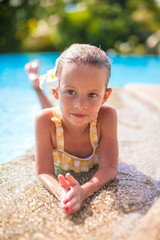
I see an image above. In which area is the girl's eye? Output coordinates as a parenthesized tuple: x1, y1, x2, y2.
(67, 90, 76, 95)
(88, 93, 97, 98)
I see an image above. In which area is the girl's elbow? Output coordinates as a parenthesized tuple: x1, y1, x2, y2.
(106, 164, 117, 180)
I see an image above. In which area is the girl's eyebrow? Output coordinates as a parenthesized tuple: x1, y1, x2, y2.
(64, 86, 100, 92)
(90, 89, 100, 92)
(61, 83, 102, 93)
(62, 85, 76, 89)
(88, 89, 101, 93)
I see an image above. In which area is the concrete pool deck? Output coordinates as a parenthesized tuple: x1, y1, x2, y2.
(124, 83, 160, 113)
(0, 84, 160, 240)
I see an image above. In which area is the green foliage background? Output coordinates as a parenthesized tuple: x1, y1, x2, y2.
(0, 0, 160, 54)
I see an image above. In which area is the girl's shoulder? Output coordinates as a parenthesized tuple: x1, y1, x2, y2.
(35, 107, 54, 122)
(98, 104, 117, 122)
(97, 105, 117, 137)
(35, 107, 57, 147)
(35, 108, 56, 132)
(35, 108, 57, 150)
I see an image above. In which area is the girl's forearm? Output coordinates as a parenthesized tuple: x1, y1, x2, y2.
(38, 173, 61, 200)
(81, 167, 117, 201)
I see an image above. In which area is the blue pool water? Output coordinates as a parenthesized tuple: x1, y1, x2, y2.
(0, 53, 160, 164)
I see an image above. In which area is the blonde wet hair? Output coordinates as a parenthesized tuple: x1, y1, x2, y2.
(56, 44, 111, 87)
(39, 44, 111, 90)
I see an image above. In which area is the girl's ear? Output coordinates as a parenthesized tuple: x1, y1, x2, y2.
(102, 88, 112, 104)
(52, 89, 59, 99)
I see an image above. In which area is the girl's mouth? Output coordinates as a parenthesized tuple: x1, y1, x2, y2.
(72, 113, 87, 118)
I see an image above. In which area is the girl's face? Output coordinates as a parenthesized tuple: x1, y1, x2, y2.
(57, 63, 110, 127)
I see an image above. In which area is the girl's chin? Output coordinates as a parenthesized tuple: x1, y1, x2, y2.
(69, 117, 90, 128)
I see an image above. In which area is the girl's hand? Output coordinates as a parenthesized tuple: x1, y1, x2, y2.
(58, 174, 71, 206)
(61, 173, 84, 214)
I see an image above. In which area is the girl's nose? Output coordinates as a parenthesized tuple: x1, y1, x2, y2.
(74, 96, 87, 110)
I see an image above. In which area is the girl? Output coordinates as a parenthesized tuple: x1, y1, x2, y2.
(25, 44, 118, 214)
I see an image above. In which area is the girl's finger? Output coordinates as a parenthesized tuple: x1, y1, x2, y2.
(58, 174, 70, 190)
(67, 202, 81, 214)
(66, 173, 78, 187)
(65, 196, 77, 208)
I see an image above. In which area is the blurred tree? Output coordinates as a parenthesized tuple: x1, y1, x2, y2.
(0, 0, 41, 52)
(0, 0, 160, 54)
(0, 0, 20, 52)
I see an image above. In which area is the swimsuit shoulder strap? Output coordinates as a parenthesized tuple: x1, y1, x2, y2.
(51, 107, 64, 150)
(90, 115, 99, 147)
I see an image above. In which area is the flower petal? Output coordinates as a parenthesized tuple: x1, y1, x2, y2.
(39, 57, 60, 90)
(47, 69, 55, 76)
(46, 76, 59, 89)
(39, 74, 46, 89)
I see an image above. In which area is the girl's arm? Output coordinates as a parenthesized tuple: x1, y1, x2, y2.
(35, 109, 70, 200)
(81, 106, 118, 200)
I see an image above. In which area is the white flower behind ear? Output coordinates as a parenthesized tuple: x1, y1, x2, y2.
(39, 74, 46, 89)
(39, 58, 59, 89)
